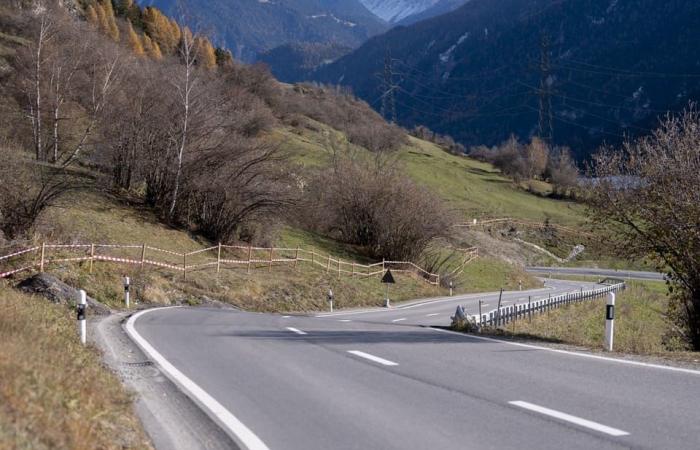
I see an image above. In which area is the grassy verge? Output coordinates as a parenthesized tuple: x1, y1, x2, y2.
(0, 284, 151, 449)
(480, 280, 697, 357)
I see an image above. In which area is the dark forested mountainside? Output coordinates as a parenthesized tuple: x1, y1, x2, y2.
(258, 42, 352, 83)
(142, 0, 387, 61)
(313, 0, 700, 159)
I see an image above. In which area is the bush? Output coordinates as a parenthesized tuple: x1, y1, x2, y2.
(301, 150, 452, 261)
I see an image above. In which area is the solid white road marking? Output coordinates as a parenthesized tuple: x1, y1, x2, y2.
(430, 327, 700, 376)
(391, 318, 407, 322)
(338, 319, 352, 322)
(426, 313, 440, 317)
(509, 401, 630, 437)
(282, 315, 291, 318)
(286, 327, 307, 335)
(126, 308, 270, 450)
(347, 350, 399, 366)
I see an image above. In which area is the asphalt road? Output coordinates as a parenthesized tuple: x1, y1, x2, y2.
(527, 266, 665, 281)
(128, 280, 700, 450)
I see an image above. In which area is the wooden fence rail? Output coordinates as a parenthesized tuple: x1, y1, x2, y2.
(0, 242, 479, 287)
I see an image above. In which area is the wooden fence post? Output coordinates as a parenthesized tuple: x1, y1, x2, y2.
(337, 258, 341, 278)
(351, 262, 355, 277)
(217, 243, 222, 273)
(311, 250, 315, 267)
(140, 243, 146, 270)
(294, 247, 300, 269)
(39, 242, 45, 272)
(382, 258, 385, 270)
(247, 245, 252, 274)
(327, 255, 331, 273)
(268, 247, 273, 272)
(183, 252, 187, 280)
(89, 243, 95, 273)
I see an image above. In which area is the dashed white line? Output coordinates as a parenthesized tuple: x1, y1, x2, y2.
(426, 313, 440, 317)
(338, 319, 352, 322)
(282, 315, 291, 318)
(509, 401, 630, 437)
(391, 318, 407, 322)
(126, 308, 270, 450)
(286, 327, 307, 335)
(347, 350, 399, 366)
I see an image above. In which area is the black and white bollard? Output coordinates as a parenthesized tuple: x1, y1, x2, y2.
(327, 288, 334, 312)
(518, 280, 522, 291)
(605, 292, 615, 351)
(449, 280, 454, 296)
(123, 276, 130, 309)
(77, 289, 87, 345)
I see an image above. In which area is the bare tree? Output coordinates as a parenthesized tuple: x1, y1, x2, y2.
(587, 106, 700, 349)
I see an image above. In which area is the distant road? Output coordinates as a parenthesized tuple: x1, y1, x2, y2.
(527, 266, 665, 281)
(127, 279, 700, 450)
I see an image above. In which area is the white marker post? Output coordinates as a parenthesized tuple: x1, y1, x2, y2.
(605, 292, 615, 351)
(327, 288, 334, 312)
(449, 280, 454, 297)
(77, 289, 87, 345)
(124, 276, 130, 309)
(519, 279, 522, 291)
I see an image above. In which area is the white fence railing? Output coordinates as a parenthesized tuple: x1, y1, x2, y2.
(471, 282, 626, 327)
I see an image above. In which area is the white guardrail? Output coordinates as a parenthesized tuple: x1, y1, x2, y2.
(468, 282, 626, 328)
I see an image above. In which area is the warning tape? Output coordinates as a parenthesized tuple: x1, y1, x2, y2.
(0, 246, 40, 261)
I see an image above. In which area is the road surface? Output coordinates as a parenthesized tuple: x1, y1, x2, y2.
(127, 279, 700, 450)
(527, 266, 664, 281)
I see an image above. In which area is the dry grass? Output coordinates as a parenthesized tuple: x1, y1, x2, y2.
(0, 284, 151, 450)
(495, 281, 697, 355)
(24, 191, 539, 311)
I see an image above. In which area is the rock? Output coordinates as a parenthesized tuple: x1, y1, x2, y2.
(17, 273, 111, 315)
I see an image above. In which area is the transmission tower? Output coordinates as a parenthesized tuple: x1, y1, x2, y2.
(380, 48, 398, 124)
(537, 33, 554, 145)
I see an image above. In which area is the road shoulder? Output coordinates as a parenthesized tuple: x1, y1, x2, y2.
(91, 311, 238, 450)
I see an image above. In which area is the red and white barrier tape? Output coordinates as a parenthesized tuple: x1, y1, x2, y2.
(0, 246, 40, 261)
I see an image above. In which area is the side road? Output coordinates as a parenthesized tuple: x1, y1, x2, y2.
(92, 311, 238, 450)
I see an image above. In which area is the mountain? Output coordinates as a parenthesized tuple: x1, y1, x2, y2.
(313, 0, 700, 158)
(141, 0, 387, 61)
(258, 42, 352, 82)
(399, 0, 470, 25)
(358, 0, 440, 23)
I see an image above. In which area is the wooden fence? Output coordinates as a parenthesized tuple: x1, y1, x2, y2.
(0, 242, 479, 287)
(456, 217, 594, 237)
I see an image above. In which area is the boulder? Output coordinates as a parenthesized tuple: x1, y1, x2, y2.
(17, 273, 111, 315)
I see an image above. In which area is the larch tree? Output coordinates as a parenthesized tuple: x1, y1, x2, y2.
(127, 21, 144, 56)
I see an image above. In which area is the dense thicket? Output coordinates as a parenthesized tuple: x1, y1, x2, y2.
(587, 106, 700, 350)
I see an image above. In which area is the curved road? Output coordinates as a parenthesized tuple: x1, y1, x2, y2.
(128, 279, 700, 450)
(527, 267, 664, 281)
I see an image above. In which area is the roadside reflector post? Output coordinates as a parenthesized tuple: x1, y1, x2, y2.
(519, 279, 522, 291)
(449, 280, 454, 296)
(123, 276, 130, 309)
(77, 289, 87, 345)
(328, 288, 334, 312)
(605, 292, 615, 351)
(478, 300, 483, 328)
(528, 296, 532, 323)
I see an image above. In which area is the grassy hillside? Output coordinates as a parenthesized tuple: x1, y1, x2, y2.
(31, 191, 537, 312)
(0, 284, 152, 449)
(276, 123, 585, 225)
